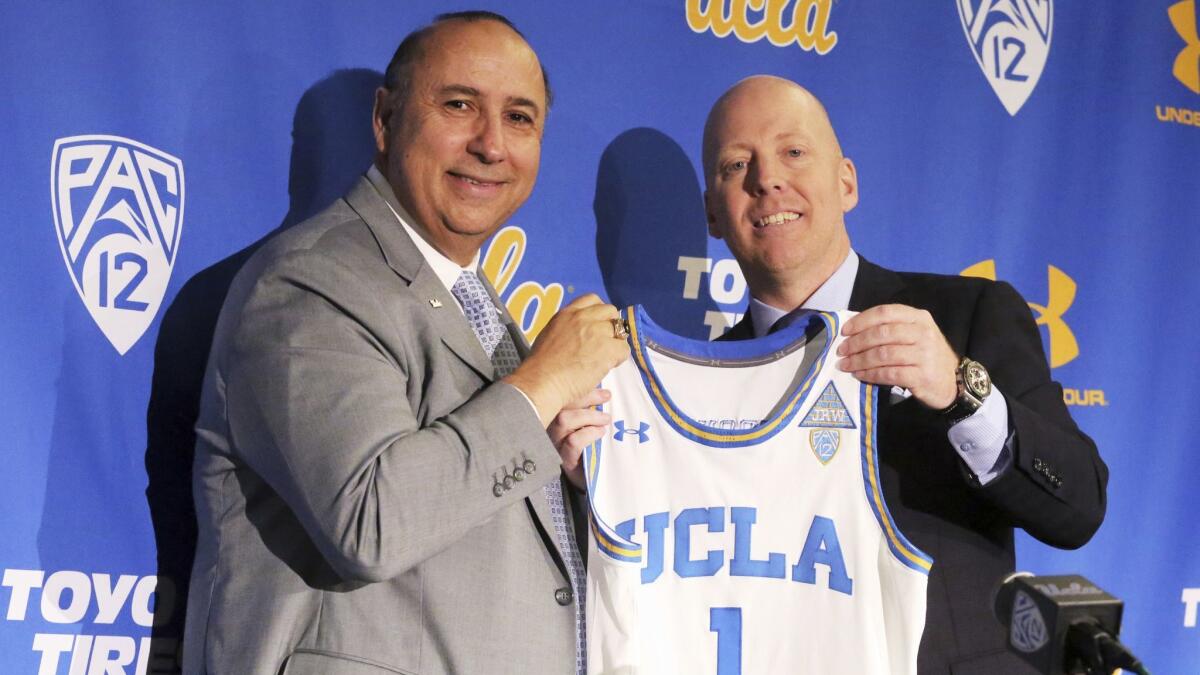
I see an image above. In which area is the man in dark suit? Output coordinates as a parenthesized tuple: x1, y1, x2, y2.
(702, 75, 1108, 673)
(185, 12, 624, 674)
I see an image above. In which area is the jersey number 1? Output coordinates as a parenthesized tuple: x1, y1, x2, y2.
(709, 607, 742, 675)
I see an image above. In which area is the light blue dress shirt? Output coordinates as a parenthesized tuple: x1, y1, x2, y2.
(746, 250, 1013, 484)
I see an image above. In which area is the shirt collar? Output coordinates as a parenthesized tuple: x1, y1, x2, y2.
(748, 249, 859, 338)
(366, 164, 479, 295)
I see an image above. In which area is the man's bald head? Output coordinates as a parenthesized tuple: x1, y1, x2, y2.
(702, 76, 843, 188)
(382, 11, 552, 112)
(700, 75, 858, 310)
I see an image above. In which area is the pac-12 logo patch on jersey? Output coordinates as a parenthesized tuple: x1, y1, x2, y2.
(808, 429, 841, 464)
(51, 135, 185, 354)
(956, 0, 1053, 115)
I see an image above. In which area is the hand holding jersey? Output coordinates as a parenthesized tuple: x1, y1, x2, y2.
(837, 304, 959, 411)
(549, 388, 614, 490)
(505, 293, 629, 427)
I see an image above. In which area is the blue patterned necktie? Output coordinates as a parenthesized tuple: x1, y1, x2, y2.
(449, 270, 587, 675)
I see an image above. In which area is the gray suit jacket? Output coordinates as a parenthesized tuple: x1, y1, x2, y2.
(184, 176, 578, 674)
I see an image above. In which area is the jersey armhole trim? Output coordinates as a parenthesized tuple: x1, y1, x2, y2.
(584, 401, 642, 563)
(859, 382, 934, 575)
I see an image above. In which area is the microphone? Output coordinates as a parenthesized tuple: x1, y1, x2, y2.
(992, 572, 1150, 675)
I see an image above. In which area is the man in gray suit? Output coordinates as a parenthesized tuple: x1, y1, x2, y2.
(184, 12, 626, 674)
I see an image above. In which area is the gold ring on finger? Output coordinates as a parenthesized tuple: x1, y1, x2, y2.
(612, 318, 629, 340)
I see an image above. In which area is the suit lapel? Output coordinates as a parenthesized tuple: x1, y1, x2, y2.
(416, 271, 497, 381)
(715, 314, 755, 342)
(849, 256, 907, 311)
(345, 176, 495, 381)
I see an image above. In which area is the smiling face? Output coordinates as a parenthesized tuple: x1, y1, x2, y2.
(703, 77, 858, 305)
(372, 19, 546, 265)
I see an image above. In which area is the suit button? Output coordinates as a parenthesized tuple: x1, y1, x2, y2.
(554, 587, 573, 606)
(492, 482, 505, 498)
(523, 459, 537, 474)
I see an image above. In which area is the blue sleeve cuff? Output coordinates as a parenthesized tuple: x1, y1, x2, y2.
(948, 385, 1014, 485)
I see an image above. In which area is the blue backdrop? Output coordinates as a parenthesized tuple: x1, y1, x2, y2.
(2, 1, 1198, 672)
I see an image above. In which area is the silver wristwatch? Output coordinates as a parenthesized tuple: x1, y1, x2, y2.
(939, 356, 992, 424)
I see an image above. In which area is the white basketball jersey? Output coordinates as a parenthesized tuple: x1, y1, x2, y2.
(584, 306, 932, 675)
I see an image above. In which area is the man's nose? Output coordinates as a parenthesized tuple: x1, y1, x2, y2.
(747, 159, 784, 195)
(466, 114, 506, 164)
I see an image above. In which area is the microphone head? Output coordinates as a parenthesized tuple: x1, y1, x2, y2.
(993, 570, 1035, 625)
(991, 573, 1125, 675)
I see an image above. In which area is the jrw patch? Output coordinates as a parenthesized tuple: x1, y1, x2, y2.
(799, 382, 856, 430)
(51, 135, 185, 354)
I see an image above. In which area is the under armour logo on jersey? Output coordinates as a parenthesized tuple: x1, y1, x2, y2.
(51, 135, 185, 355)
(799, 382, 856, 430)
(957, 0, 1053, 115)
(614, 421, 650, 444)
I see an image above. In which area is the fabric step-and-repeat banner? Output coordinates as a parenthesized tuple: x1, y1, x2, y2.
(2, 1, 1197, 673)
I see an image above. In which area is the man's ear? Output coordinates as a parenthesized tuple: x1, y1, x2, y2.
(839, 157, 859, 213)
(371, 87, 391, 155)
(704, 190, 723, 239)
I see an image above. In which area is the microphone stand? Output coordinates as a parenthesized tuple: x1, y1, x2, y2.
(1064, 621, 1151, 675)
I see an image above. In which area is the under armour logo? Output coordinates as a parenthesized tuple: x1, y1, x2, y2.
(613, 421, 650, 443)
(1170, 0, 1200, 94)
(961, 260, 1079, 368)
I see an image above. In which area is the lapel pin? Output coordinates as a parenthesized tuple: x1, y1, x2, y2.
(429, 299, 443, 308)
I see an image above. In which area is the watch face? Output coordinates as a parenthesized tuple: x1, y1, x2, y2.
(964, 361, 991, 397)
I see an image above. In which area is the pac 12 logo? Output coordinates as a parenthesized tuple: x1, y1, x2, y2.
(51, 135, 184, 355)
(956, 0, 1053, 115)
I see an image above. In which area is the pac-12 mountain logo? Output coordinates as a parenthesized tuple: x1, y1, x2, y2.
(1009, 590, 1050, 652)
(956, 0, 1053, 115)
(51, 135, 185, 355)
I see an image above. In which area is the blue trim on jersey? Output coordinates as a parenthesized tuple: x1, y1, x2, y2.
(859, 382, 934, 574)
(584, 400, 643, 563)
(626, 305, 837, 448)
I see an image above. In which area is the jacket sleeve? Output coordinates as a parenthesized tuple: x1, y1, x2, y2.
(966, 280, 1108, 549)
(219, 248, 561, 583)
